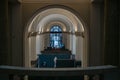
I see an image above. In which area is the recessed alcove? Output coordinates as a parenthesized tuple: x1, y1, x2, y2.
(24, 6, 88, 68)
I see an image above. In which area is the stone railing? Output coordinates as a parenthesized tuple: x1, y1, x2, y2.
(0, 65, 119, 80)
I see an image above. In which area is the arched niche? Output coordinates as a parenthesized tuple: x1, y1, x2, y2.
(24, 6, 88, 68)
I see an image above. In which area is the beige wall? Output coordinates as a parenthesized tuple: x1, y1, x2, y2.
(21, 2, 90, 28)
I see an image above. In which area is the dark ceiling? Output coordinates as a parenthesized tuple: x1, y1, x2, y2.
(8, 0, 104, 3)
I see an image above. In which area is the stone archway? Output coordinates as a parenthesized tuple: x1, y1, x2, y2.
(24, 6, 88, 68)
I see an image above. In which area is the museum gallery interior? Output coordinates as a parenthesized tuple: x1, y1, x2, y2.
(0, 0, 119, 80)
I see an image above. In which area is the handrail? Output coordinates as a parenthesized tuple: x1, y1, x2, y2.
(0, 65, 118, 76)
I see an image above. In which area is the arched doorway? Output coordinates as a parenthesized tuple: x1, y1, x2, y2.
(24, 6, 88, 68)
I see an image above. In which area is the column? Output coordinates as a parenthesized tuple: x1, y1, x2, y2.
(104, 0, 119, 67)
(76, 36, 83, 62)
(0, 0, 11, 65)
(72, 35, 76, 55)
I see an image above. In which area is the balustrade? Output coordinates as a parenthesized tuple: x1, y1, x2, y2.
(0, 65, 119, 80)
